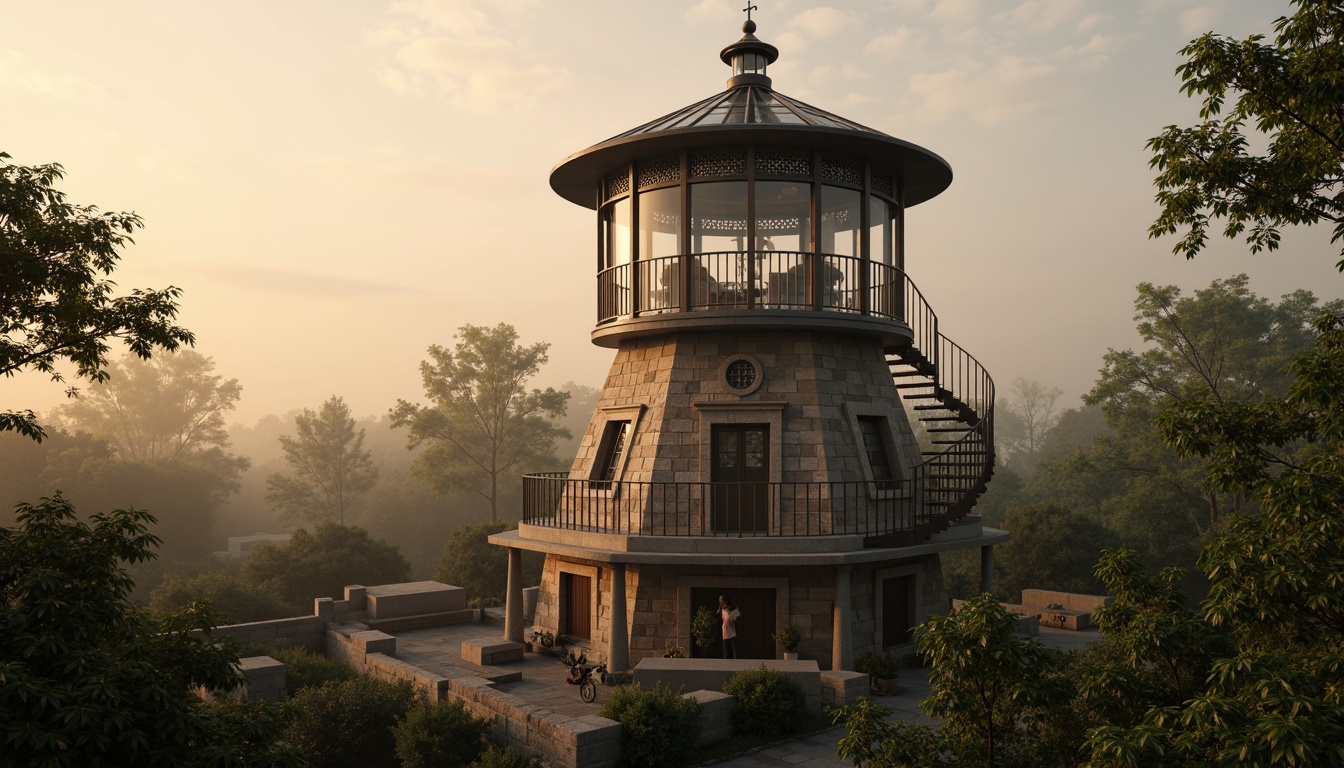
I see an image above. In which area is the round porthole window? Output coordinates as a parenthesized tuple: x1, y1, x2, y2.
(720, 354, 763, 396)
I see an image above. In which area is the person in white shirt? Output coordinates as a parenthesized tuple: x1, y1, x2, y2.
(718, 594, 741, 659)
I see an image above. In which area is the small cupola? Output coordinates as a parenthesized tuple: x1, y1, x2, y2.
(720, 18, 779, 88)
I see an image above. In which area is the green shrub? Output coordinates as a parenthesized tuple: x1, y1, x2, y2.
(285, 676, 418, 768)
(598, 683, 701, 768)
(470, 745, 541, 768)
(394, 698, 491, 768)
(855, 651, 899, 680)
(772, 625, 801, 653)
(150, 570, 298, 624)
(242, 643, 357, 696)
(722, 665, 806, 737)
(691, 606, 718, 656)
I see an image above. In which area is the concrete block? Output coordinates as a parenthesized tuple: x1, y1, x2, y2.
(366, 581, 466, 618)
(462, 639, 525, 666)
(820, 670, 869, 707)
(633, 658, 824, 712)
(1021, 589, 1112, 613)
(687, 690, 734, 746)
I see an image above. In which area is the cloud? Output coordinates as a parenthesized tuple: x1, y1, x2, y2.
(906, 56, 1058, 125)
(0, 51, 102, 100)
(929, 0, 982, 24)
(993, 0, 1087, 34)
(367, 0, 569, 113)
(685, 0, 732, 25)
(788, 7, 855, 39)
(1177, 5, 1220, 36)
(863, 28, 922, 60)
(192, 264, 429, 298)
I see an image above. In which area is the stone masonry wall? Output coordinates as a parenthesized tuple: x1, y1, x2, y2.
(567, 329, 921, 534)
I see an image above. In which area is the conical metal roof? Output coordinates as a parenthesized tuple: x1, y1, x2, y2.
(550, 21, 952, 209)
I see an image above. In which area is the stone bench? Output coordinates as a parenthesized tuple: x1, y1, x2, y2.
(462, 639, 525, 666)
(365, 581, 466, 619)
(632, 658, 823, 712)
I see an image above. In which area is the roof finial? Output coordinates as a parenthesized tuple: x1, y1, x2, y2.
(742, 3, 757, 33)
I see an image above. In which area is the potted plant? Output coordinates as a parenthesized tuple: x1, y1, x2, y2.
(772, 625, 802, 660)
(856, 651, 899, 694)
(692, 606, 718, 657)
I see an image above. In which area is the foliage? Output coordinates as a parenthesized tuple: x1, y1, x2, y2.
(435, 519, 541, 601)
(1146, 0, 1344, 270)
(833, 697, 947, 768)
(0, 151, 194, 442)
(598, 682, 701, 768)
(0, 494, 300, 767)
(722, 665, 807, 738)
(240, 644, 357, 697)
(392, 323, 570, 521)
(662, 644, 687, 658)
(195, 698, 310, 768)
(772, 624, 801, 652)
(918, 593, 1075, 768)
(393, 698, 491, 768)
(855, 651, 899, 680)
(284, 676, 418, 768)
(470, 745, 541, 768)
(998, 377, 1063, 477)
(242, 522, 410, 606)
(266, 396, 378, 526)
(691, 605, 718, 655)
(993, 503, 1115, 601)
(56, 350, 244, 466)
(151, 570, 298, 624)
(1084, 312, 1344, 766)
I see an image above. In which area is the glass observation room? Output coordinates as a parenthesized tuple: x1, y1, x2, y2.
(595, 145, 905, 325)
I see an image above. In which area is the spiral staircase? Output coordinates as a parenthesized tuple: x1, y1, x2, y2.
(865, 278, 995, 548)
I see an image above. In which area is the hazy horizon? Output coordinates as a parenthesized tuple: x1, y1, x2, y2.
(7, 0, 1341, 428)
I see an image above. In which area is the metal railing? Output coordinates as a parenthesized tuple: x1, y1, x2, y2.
(553, 250, 997, 543)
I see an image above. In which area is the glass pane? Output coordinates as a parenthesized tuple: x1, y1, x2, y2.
(690, 182, 748, 304)
(755, 181, 810, 253)
(604, 198, 631, 267)
(868, 197, 893, 265)
(716, 430, 737, 468)
(745, 429, 766, 468)
(639, 187, 681, 259)
(820, 185, 861, 257)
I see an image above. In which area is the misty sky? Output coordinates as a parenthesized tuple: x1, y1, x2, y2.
(6, 0, 1341, 426)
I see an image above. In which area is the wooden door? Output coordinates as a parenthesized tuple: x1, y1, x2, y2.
(882, 575, 914, 647)
(711, 424, 770, 533)
(564, 572, 591, 640)
(690, 587, 777, 659)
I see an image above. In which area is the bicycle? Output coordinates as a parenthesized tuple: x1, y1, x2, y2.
(529, 628, 554, 648)
(564, 652, 606, 703)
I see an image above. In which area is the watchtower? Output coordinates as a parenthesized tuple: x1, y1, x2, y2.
(493, 16, 1006, 673)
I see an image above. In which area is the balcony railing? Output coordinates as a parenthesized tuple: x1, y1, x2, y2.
(598, 251, 913, 324)
(522, 474, 939, 538)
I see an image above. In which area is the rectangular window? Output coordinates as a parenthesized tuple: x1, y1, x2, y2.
(858, 416, 897, 489)
(591, 420, 632, 487)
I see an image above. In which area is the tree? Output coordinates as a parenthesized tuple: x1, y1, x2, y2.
(1083, 314, 1344, 766)
(435, 519, 542, 603)
(56, 349, 244, 465)
(998, 378, 1063, 477)
(392, 323, 570, 521)
(0, 494, 303, 767)
(150, 571, 299, 624)
(266, 396, 378, 525)
(45, 350, 248, 557)
(242, 522, 410, 606)
(993, 503, 1116, 601)
(1147, 1, 1344, 270)
(834, 594, 1077, 768)
(1, 152, 194, 442)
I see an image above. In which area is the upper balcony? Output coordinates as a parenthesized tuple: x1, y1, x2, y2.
(593, 249, 926, 350)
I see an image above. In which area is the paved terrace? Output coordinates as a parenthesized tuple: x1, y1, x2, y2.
(387, 621, 1100, 766)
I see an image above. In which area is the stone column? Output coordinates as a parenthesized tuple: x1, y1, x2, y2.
(980, 545, 995, 595)
(608, 562, 629, 674)
(832, 565, 853, 671)
(504, 547, 524, 643)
